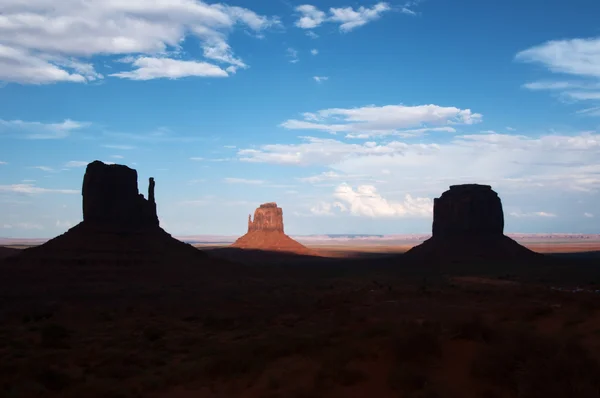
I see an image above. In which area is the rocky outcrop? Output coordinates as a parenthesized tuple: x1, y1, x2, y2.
(11, 161, 206, 266)
(233, 202, 312, 254)
(432, 184, 504, 238)
(82, 161, 158, 228)
(247, 202, 284, 233)
(405, 184, 541, 264)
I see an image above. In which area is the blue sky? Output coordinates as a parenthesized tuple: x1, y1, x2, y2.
(1, 0, 600, 238)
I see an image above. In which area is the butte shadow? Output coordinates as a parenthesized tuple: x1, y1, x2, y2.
(404, 184, 543, 266)
(8, 161, 220, 267)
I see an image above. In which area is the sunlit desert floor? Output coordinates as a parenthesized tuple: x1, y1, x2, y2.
(1, 240, 600, 398)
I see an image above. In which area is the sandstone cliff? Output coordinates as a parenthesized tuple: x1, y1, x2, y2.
(82, 161, 158, 228)
(12, 161, 206, 266)
(248, 202, 284, 233)
(405, 184, 541, 264)
(233, 202, 312, 254)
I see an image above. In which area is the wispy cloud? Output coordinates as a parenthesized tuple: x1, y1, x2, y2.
(517, 37, 600, 114)
(31, 166, 55, 172)
(310, 49, 319, 55)
(509, 211, 557, 218)
(102, 144, 136, 150)
(313, 76, 329, 83)
(287, 47, 299, 63)
(0, 183, 78, 194)
(64, 161, 88, 168)
(280, 104, 481, 136)
(0, 118, 89, 139)
(223, 177, 265, 184)
(110, 57, 228, 81)
(295, 3, 396, 32)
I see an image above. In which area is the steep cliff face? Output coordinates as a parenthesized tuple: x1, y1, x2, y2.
(233, 202, 311, 254)
(432, 184, 504, 238)
(14, 161, 204, 266)
(248, 202, 284, 233)
(82, 161, 158, 228)
(405, 184, 541, 264)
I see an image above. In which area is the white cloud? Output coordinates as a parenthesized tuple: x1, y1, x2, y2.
(584, 212, 594, 218)
(313, 76, 328, 83)
(515, 37, 600, 79)
(295, 3, 393, 32)
(287, 47, 299, 63)
(0, 0, 279, 84)
(298, 171, 377, 184)
(295, 5, 327, 29)
(280, 104, 482, 136)
(102, 144, 136, 150)
(1, 222, 43, 230)
(310, 201, 347, 216)
(310, 49, 319, 55)
(329, 3, 391, 32)
(224, 145, 236, 149)
(331, 183, 432, 217)
(32, 166, 55, 172)
(0, 118, 88, 139)
(237, 131, 600, 194)
(0, 161, 6, 165)
(110, 56, 228, 80)
(223, 177, 265, 184)
(523, 81, 600, 91)
(509, 211, 557, 218)
(0, 183, 78, 194)
(0, 45, 98, 84)
(345, 126, 456, 139)
(306, 31, 319, 39)
(564, 91, 600, 100)
(64, 161, 88, 168)
(190, 157, 205, 161)
(577, 107, 600, 117)
(55, 220, 73, 228)
(517, 37, 600, 113)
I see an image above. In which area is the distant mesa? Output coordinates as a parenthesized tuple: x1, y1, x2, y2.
(11, 161, 206, 266)
(232, 202, 312, 255)
(405, 184, 541, 263)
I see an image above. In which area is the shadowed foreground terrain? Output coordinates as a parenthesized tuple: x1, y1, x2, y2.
(1, 247, 600, 398)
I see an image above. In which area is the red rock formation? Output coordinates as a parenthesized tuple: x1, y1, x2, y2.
(405, 184, 541, 264)
(11, 161, 207, 266)
(232, 202, 312, 254)
(248, 202, 284, 233)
